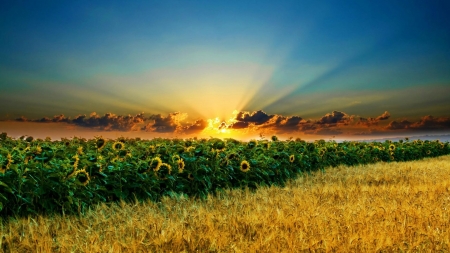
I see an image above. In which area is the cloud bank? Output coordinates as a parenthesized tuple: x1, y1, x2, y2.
(7, 110, 450, 136)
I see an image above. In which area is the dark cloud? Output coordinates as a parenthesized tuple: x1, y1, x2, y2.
(410, 115, 450, 130)
(316, 111, 352, 125)
(143, 112, 185, 133)
(33, 114, 71, 123)
(376, 111, 390, 121)
(357, 111, 391, 127)
(230, 121, 249, 129)
(182, 119, 208, 134)
(72, 112, 145, 131)
(235, 110, 274, 125)
(385, 120, 413, 130)
(15, 116, 28, 122)
(385, 116, 450, 131)
(15, 112, 146, 131)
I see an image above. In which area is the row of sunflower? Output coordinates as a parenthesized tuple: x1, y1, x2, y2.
(0, 132, 449, 217)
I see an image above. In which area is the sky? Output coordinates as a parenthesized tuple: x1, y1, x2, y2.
(1, 0, 449, 141)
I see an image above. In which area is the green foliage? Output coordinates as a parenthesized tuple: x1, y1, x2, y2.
(0, 134, 449, 217)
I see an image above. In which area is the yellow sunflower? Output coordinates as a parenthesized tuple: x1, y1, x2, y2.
(289, 155, 295, 163)
(154, 163, 172, 179)
(426, 150, 431, 155)
(96, 137, 106, 149)
(177, 159, 185, 173)
(389, 144, 395, 151)
(240, 160, 250, 172)
(77, 146, 84, 155)
(112, 141, 125, 151)
(75, 169, 90, 186)
(149, 157, 162, 172)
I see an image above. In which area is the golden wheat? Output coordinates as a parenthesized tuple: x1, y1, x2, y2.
(1, 155, 450, 252)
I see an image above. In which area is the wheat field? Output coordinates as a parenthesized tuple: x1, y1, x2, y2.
(1, 155, 450, 252)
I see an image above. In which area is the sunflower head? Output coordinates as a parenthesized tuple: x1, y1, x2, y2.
(112, 141, 125, 151)
(77, 146, 84, 155)
(247, 140, 257, 149)
(240, 160, 250, 172)
(389, 144, 395, 151)
(271, 135, 278, 141)
(75, 169, 90, 186)
(177, 159, 185, 173)
(154, 163, 172, 179)
(426, 150, 431, 155)
(149, 157, 163, 172)
(319, 148, 326, 156)
(289, 154, 295, 163)
(227, 152, 237, 160)
(96, 137, 106, 149)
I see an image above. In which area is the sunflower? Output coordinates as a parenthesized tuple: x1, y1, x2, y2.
(72, 154, 80, 167)
(77, 146, 84, 155)
(112, 141, 125, 151)
(389, 144, 395, 151)
(240, 160, 250, 172)
(227, 152, 237, 160)
(426, 150, 431, 155)
(96, 137, 106, 149)
(75, 169, 90, 186)
(319, 148, 326, 156)
(289, 155, 295, 163)
(188, 173, 194, 180)
(248, 140, 257, 149)
(390, 155, 395, 160)
(154, 163, 172, 179)
(177, 159, 185, 173)
(149, 157, 162, 172)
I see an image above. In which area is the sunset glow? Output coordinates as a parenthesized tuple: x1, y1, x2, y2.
(0, 1, 449, 141)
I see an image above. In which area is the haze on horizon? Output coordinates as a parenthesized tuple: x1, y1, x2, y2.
(1, 0, 449, 141)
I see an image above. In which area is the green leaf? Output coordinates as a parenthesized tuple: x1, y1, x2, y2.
(0, 181, 13, 193)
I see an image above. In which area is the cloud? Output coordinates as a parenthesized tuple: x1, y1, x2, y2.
(316, 111, 353, 126)
(410, 115, 450, 130)
(181, 119, 208, 134)
(357, 111, 391, 127)
(385, 116, 450, 131)
(10, 110, 450, 137)
(15, 112, 146, 131)
(15, 116, 28, 122)
(385, 120, 412, 130)
(72, 112, 146, 131)
(229, 121, 249, 129)
(376, 111, 391, 121)
(235, 110, 274, 125)
(143, 112, 187, 133)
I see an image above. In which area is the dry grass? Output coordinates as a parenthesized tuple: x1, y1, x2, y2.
(2, 155, 450, 252)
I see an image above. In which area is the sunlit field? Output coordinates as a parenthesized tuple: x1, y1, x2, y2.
(1, 155, 450, 252)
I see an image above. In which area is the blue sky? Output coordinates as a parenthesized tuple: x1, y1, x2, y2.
(1, 0, 449, 140)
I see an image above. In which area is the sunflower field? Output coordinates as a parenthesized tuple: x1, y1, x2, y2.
(0, 132, 449, 217)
